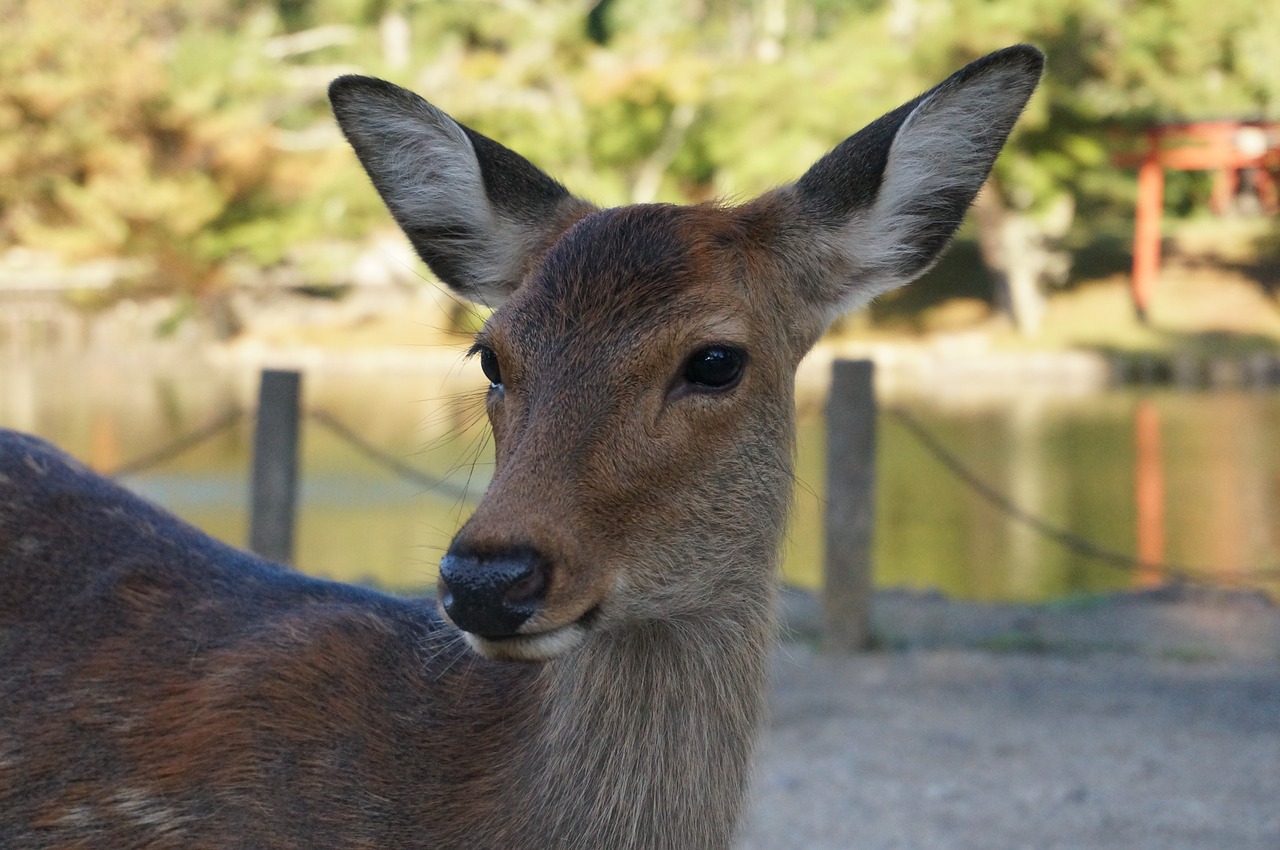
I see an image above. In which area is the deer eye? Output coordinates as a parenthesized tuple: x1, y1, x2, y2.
(477, 346, 502, 388)
(682, 346, 745, 390)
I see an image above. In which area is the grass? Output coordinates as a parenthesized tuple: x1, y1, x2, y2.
(855, 216, 1280, 358)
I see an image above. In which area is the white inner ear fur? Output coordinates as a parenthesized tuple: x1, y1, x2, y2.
(374, 102, 541, 307)
(827, 66, 1029, 319)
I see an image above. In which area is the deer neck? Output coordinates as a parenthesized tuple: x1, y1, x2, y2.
(516, 564, 777, 849)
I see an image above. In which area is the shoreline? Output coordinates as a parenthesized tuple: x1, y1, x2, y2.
(7, 333, 1280, 408)
(780, 584, 1280, 663)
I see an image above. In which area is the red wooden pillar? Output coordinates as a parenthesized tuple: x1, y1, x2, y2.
(1256, 168, 1280, 214)
(1209, 168, 1237, 215)
(1131, 133, 1165, 324)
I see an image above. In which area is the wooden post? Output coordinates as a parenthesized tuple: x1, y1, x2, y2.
(249, 369, 302, 565)
(823, 359, 876, 652)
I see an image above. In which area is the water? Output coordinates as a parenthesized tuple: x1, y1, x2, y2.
(3, 353, 1277, 601)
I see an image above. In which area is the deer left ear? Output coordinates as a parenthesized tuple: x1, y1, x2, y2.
(329, 76, 594, 307)
(762, 45, 1044, 320)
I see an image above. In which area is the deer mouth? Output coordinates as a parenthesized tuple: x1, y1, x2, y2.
(463, 605, 601, 663)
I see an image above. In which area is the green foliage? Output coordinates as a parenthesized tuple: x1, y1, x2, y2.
(1, 1, 283, 290)
(4, 0, 1279, 299)
(913, 0, 1280, 221)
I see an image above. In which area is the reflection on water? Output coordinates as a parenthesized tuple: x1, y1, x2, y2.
(791, 390, 1280, 600)
(3, 354, 1277, 601)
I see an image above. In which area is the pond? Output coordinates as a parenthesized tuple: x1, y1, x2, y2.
(2, 352, 1277, 602)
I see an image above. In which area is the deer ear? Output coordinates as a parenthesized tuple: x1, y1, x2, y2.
(767, 45, 1044, 319)
(329, 76, 592, 307)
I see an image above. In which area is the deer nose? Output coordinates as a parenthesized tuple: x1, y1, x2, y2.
(437, 547, 550, 638)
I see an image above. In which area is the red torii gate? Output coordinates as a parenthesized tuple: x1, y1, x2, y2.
(1113, 121, 1280, 321)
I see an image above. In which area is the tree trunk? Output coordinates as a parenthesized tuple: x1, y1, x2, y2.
(972, 187, 1073, 337)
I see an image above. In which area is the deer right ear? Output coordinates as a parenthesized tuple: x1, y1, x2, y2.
(329, 76, 593, 307)
(757, 45, 1044, 323)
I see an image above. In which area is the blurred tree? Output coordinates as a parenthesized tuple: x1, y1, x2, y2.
(0, 0, 292, 298)
(3, 0, 1277, 336)
(909, 0, 1280, 333)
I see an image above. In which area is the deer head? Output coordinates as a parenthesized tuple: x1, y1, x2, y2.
(329, 46, 1043, 662)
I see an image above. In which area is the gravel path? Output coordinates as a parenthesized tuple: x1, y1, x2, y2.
(739, 646, 1280, 850)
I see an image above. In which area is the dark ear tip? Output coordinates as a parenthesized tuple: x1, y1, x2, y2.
(328, 74, 398, 108)
(327, 74, 362, 101)
(987, 44, 1046, 78)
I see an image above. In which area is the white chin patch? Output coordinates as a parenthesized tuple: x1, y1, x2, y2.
(464, 621, 588, 662)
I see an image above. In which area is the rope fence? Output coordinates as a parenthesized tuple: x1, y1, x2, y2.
(102, 371, 1278, 593)
(884, 406, 1280, 588)
(107, 405, 479, 502)
(308, 409, 477, 502)
(107, 408, 246, 478)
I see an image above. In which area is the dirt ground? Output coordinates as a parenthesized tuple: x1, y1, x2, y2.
(737, 590, 1280, 850)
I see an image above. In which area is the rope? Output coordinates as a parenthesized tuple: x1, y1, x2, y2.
(99, 398, 1278, 591)
(885, 406, 1280, 589)
(108, 408, 245, 478)
(101, 404, 480, 504)
(308, 409, 479, 502)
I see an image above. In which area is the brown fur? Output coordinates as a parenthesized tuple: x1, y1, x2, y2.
(1, 46, 1042, 849)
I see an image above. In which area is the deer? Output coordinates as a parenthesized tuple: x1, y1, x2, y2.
(0, 46, 1042, 849)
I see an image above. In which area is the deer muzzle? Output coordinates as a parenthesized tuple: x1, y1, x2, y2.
(438, 546, 550, 639)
